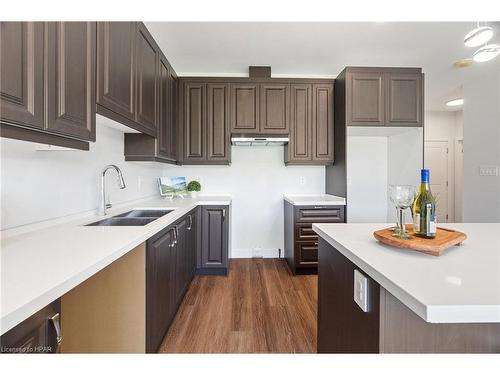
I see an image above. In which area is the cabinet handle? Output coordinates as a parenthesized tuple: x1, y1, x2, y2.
(222, 209, 226, 221)
(50, 313, 62, 353)
(187, 214, 192, 230)
(173, 226, 178, 245)
(314, 206, 327, 209)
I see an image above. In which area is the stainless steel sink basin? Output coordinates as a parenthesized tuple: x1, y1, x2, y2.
(86, 217, 157, 226)
(114, 209, 172, 218)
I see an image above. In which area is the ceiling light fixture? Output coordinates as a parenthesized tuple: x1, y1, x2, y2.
(464, 26, 494, 47)
(473, 44, 500, 62)
(446, 98, 464, 107)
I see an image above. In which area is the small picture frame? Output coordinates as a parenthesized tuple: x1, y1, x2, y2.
(158, 176, 187, 199)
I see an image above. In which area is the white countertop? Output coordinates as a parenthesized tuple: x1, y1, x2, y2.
(284, 194, 346, 206)
(312, 223, 500, 323)
(0, 195, 231, 335)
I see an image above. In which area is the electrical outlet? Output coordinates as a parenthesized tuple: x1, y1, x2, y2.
(252, 247, 263, 258)
(137, 176, 142, 190)
(299, 176, 307, 185)
(479, 165, 499, 176)
(354, 270, 369, 313)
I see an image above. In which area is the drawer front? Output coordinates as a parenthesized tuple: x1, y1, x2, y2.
(297, 242, 318, 266)
(295, 205, 345, 223)
(295, 224, 318, 242)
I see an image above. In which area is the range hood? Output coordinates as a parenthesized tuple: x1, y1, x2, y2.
(231, 136, 289, 146)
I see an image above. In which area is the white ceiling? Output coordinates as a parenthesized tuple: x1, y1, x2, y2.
(146, 22, 500, 111)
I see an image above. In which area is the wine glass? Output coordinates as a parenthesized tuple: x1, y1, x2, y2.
(389, 185, 416, 240)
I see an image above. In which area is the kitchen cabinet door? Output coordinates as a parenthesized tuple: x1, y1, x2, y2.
(0, 22, 45, 130)
(312, 83, 334, 162)
(46, 22, 96, 141)
(186, 211, 197, 276)
(286, 84, 312, 163)
(200, 206, 228, 271)
(157, 56, 177, 161)
(96, 22, 136, 122)
(146, 227, 175, 353)
(230, 83, 259, 133)
(346, 71, 385, 126)
(182, 82, 206, 163)
(135, 23, 158, 136)
(207, 83, 230, 163)
(385, 73, 423, 127)
(260, 83, 290, 134)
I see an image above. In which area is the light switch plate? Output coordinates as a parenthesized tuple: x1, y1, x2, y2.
(354, 269, 369, 312)
(479, 165, 499, 176)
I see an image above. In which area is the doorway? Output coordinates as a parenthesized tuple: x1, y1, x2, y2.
(424, 140, 449, 223)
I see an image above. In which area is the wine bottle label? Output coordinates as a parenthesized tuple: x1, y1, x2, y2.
(413, 213, 420, 232)
(429, 215, 437, 234)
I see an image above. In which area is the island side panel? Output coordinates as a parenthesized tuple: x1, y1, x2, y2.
(61, 243, 146, 353)
(317, 238, 380, 353)
(379, 288, 500, 353)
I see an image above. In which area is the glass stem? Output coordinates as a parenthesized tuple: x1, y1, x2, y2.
(399, 209, 406, 235)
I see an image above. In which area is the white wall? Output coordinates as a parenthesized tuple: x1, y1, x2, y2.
(1, 120, 325, 257)
(1, 123, 169, 230)
(462, 62, 500, 222)
(167, 147, 325, 257)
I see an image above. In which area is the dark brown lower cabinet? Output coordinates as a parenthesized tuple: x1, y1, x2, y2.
(317, 238, 380, 353)
(0, 299, 61, 354)
(284, 201, 345, 275)
(146, 209, 197, 353)
(196, 205, 229, 275)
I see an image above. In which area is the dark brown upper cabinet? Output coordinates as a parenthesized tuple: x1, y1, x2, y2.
(179, 80, 230, 165)
(207, 83, 230, 162)
(182, 82, 206, 163)
(312, 83, 334, 161)
(385, 73, 423, 127)
(260, 83, 290, 134)
(285, 82, 334, 165)
(345, 67, 423, 127)
(97, 22, 159, 137)
(46, 22, 96, 141)
(0, 22, 45, 131)
(230, 83, 259, 134)
(96, 22, 136, 123)
(135, 23, 158, 134)
(1, 22, 95, 150)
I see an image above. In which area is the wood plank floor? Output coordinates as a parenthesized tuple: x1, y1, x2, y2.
(158, 259, 318, 353)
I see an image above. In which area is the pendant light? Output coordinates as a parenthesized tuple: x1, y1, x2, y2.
(473, 44, 500, 62)
(464, 25, 494, 47)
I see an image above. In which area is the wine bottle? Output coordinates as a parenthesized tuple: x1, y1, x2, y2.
(412, 169, 437, 238)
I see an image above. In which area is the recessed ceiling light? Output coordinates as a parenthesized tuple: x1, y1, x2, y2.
(464, 26, 494, 47)
(473, 44, 500, 62)
(446, 98, 464, 107)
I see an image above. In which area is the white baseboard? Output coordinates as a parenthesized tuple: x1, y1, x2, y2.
(230, 248, 280, 259)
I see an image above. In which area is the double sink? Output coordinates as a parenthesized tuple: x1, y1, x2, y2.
(86, 209, 173, 226)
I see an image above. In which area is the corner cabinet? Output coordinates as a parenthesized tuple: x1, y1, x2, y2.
(196, 205, 229, 275)
(178, 80, 230, 165)
(1, 22, 96, 150)
(97, 22, 160, 137)
(345, 67, 423, 127)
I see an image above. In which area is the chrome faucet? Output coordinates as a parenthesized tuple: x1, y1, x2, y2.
(101, 165, 126, 216)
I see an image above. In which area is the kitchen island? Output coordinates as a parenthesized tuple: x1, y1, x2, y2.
(313, 223, 500, 353)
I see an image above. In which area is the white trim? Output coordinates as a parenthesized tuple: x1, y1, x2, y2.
(230, 248, 280, 259)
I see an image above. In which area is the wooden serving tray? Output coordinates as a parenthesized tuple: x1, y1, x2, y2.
(373, 224, 467, 256)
